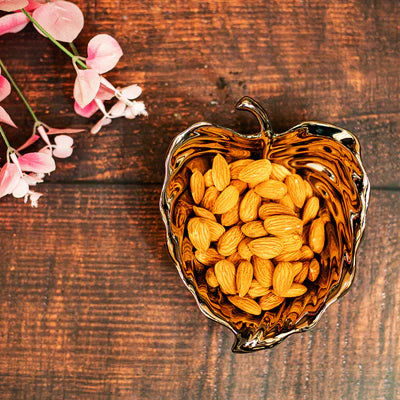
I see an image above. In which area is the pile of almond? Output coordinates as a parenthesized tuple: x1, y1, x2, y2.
(186, 153, 326, 316)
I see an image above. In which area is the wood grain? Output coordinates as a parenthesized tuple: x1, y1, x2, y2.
(0, 186, 398, 400)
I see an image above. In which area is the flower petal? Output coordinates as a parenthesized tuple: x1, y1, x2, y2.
(0, 0, 28, 12)
(16, 134, 40, 151)
(0, 75, 11, 101)
(90, 117, 112, 134)
(32, 0, 84, 42)
(0, 162, 20, 197)
(96, 84, 115, 101)
(18, 152, 56, 173)
(0, 12, 29, 36)
(53, 134, 73, 158)
(73, 69, 100, 108)
(46, 126, 85, 135)
(0, 105, 17, 127)
(12, 177, 29, 198)
(86, 34, 123, 74)
(25, 0, 45, 12)
(26, 190, 42, 207)
(74, 99, 98, 118)
(120, 84, 142, 100)
(109, 100, 126, 117)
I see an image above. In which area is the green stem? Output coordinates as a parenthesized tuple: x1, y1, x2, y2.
(0, 126, 12, 150)
(0, 58, 39, 123)
(22, 9, 87, 70)
(69, 42, 79, 57)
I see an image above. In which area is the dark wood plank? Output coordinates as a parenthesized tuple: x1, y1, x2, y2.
(0, 185, 398, 400)
(0, 0, 398, 186)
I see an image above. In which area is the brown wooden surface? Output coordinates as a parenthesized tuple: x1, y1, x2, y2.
(0, 1, 399, 399)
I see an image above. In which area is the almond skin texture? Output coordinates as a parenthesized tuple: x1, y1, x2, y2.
(238, 159, 272, 186)
(282, 283, 308, 297)
(239, 189, 262, 222)
(285, 174, 306, 208)
(258, 203, 296, 219)
(253, 256, 274, 288)
(220, 201, 240, 226)
(303, 179, 314, 199)
(214, 260, 237, 294)
(217, 226, 244, 256)
(228, 296, 262, 315)
(187, 218, 210, 251)
(204, 169, 214, 187)
(294, 262, 310, 283)
(236, 261, 253, 297)
(259, 292, 285, 310)
(195, 248, 224, 266)
(254, 180, 287, 200)
(308, 258, 320, 282)
(227, 252, 242, 266)
(273, 262, 295, 296)
(213, 185, 239, 214)
(212, 154, 230, 191)
(309, 218, 325, 253)
(201, 186, 220, 211)
(274, 249, 302, 262)
(247, 280, 270, 297)
(263, 215, 303, 236)
(248, 237, 283, 259)
(229, 159, 253, 179)
(281, 234, 303, 252)
(230, 179, 248, 195)
(302, 196, 320, 224)
(238, 238, 253, 260)
(279, 194, 296, 211)
(190, 169, 205, 204)
(270, 163, 291, 182)
(203, 219, 225, 241)
(241, 221, 267, 238)
(193, 206, 216, 221)
(299, 245, 314, 260)
(292, 261, 303, 276)
(205, 267, 219, 287)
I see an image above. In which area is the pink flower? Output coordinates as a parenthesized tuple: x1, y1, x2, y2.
(0, 0, 28, 12)
(0, 69, 16, 128)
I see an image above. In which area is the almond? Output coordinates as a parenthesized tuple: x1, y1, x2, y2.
(274, 249, 302, 262)
(187, 217, 210, 251)
(282, 283, 308, 297)
(227, 252, 242, 266)
(214, 260, 237, 294)
(238, 159, 272, 186)
(193, 206, 216, 221)
(229, 159, 253, 179)
(212, 154, 230, 191)
(204, 169, 214, 187)
(273, 262, 295, 296)
(279, 194, 296, 211)
(259, 292, 285, 310)
(239, 189, 262, 222)
(205, 267, 219, 287)
(270, 163, 291, 181)
(303, 179, 314, 199)
(248, 237, 283, 259)
(201, 186, 220, 211)
(236, 261, 253, 297)
(241, 221, 267, 238)
(230, 179, 248, 195)
(252, 256, 274, 288)
(281, 234, 303, 252)
(292, 261, 303, 276)
(238, 237, 253, 260)
(217, 225, 244, 256)
(308, 258, 320, 282)
(195, 248, 225, 266)
(294, 262, 309, 283)
(254, 180, 287, 200)
(190, 169, 205, 204)
(213, 185, 239, 214)
(299, 245, 314, 260)
(285, 174, 306, 208)
(220, 201, 240, 226)
(309, 218, 325, 253)
(203, 219, 225, 241)
(258, 203, 296, 219)
(228, 295, 262, 315)
(263, 215, 303, 236)
(247, 280, 270, 297)
(302, 196, 320, 224)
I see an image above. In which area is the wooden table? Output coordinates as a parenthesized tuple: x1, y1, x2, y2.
(0, 1, 399, 399)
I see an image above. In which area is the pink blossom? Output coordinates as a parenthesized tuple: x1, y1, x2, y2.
(0, 75, 11, 101)
(25, 190, 42, 207)
(0, 12, 29, 35)
(73, 69, 101, 108)
(52, 134, 73, 158)
(18, 152, 56, 173)
(0, 162, 20, 197)
(0, 105, 17, 127)
(0, 0, 28, 12)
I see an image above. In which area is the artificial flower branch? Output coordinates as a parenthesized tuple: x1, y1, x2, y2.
(0, 125, 12, 150)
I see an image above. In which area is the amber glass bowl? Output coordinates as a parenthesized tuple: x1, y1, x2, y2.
(160, 97, 370, 352)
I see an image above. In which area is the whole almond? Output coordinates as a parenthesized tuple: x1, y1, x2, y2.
(263, 215, 303, 236)
(205, 267, 219, 287)
(238, 159, 272, 186)
(273, 262, 295, 296)
(228, 295, 262, 315)
(302, 196, 320, 224)
(279, 194, 296, 211)
(203, 169, 214, 187)
(254, 180, 287, 200)
(282, 283, 308, 297)
(217, 225, 245, 256)
(241, 221, 267, 238)
(193, 206, 216, 221)
(227, 252, 242, 266)
(229, 159, 253, 179)
(309, 218, 325, 253)
(201, 186, 220, 211)
(281, 234, 303, 252)
(299, 245, 314, 260)
(213, 185, 239, 214)
(212, 154, 230, 191)
(248, 237, 283, 259)
(292, 261, 303, 276)
(214, 260, 237, 294)
(203, 219, 225, 241)
(274, 249, 302, 262)
(308, 258, 320, 282)
(238, 237, 253, 260)
(190, 169, 205, 205)
(195, 248, 224, 266)
(236, 261, 253, 297)
(258, 203, 296, 219)
(253, 256, 274, 288)
(247, 280, 270, 297)
(220, 201, 240, 226)
(230, 179, 248, 195)
(303, 179, 314, 199)
(270, 163, 291, 182)
(259, 292, 285, 310)
(285, 174, 306, 208)
(294, 262, 309, 283)
(239, 189, 262, 222)
(187, 217, 210, 251)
